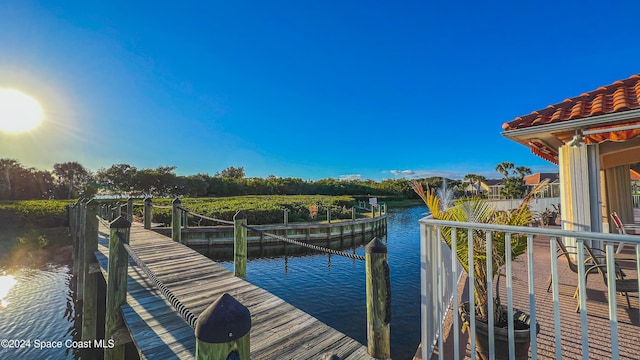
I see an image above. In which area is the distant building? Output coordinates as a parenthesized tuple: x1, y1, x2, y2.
(484, 173, 560, 199)
(524, 172, 560, 198)
(485, 179, 504, 199)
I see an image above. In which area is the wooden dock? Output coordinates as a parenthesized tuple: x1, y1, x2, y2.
(95, 221, 375, 359)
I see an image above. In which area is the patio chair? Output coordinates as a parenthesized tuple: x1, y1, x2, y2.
(610, 211, 640, 253)
(580, 243, 639, 311)
(546, 238, 623, 298)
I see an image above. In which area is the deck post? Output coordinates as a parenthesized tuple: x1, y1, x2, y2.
(172, 198, 182, 242)
(352, 207, 356, 221)
(233, 211, 247, 278)
(82, 199, 99, 342)
(70, 204, 79, 274)
(104, 216, 131, 360)
(115, 202, 121, 218)
(284, 208, 289, 227)
(76, 201, 87, 298)
(144, 197, 152, 229)
(327, 208, 331, 224)
(195, 293, 251, 360)
(183, 209, 189, 229)
(126, 197, 133, 222)
(365, 237, 391, 359)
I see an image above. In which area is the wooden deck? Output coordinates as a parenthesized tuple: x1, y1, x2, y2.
(95, 222, 374, 359)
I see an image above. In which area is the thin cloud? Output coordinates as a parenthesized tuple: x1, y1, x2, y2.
(389, 169, 415, 176)
(339, 174, 362, 181)
(384, 164, 559, 181)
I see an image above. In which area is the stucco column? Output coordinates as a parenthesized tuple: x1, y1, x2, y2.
(559, 142, 602, 247)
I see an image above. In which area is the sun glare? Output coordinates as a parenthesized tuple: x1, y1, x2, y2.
(0, 274, 17, 308)
(0, 89, 44, 133)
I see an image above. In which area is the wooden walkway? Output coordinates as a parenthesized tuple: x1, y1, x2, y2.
(95, 222, 374, 359)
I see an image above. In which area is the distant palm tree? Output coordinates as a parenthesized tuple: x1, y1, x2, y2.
(515, 166, 532, 179)
(495, 162, 514, 179)
(464, 173, 487, 196)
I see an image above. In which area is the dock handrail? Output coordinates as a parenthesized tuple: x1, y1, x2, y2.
(241, 223, 366, 261)
(177, 205, 234, 225)
(122, 240, 198, 328)
(74, 200, 252, 359)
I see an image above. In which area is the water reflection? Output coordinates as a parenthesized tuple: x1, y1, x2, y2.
(0, 273, 17, 308)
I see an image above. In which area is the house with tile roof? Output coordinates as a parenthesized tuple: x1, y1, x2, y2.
(524, 172, 560, 198)
(502, 74, 640, 234)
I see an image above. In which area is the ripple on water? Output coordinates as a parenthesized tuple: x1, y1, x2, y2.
(0, 264, 76, 359)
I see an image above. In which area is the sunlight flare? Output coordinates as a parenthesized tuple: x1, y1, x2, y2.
(0, 89, 44, 133)
(0, 274, 17, 308)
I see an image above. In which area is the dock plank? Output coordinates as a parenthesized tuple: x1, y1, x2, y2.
(96, 222, 374, 359)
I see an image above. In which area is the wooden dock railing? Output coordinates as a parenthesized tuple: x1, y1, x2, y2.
(71, 198, 391, 359)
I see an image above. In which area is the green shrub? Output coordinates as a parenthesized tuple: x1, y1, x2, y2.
(146, 195, 355, 225)
(0, 200, 75, 228)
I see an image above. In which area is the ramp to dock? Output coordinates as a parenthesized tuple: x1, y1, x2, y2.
(96, 223, 373, 359)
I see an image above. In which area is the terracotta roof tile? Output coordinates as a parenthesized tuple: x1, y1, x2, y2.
(503, 74, 640, 131)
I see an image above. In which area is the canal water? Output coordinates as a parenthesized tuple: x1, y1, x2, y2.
(0, 205, 427, 359)
(214, 205, 425, 359)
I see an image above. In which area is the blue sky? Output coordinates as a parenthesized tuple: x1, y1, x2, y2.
(1, 1, 639, 181)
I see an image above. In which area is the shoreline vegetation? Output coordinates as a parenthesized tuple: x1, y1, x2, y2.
(0, 161, 459, 202)
(0, 194, 422, 230)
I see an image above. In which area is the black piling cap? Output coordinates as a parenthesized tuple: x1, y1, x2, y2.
(321, 354, 342, 360)
(144, 197, 152, 204)
(172, 197, 181, 205)
(195, 293, 251, 343)
(365, 237, 387, 254)
(233, 210, 247, 220)
(110, 216, 131, 229)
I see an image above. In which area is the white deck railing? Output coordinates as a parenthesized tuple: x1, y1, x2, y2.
(419, 217, 640, 360)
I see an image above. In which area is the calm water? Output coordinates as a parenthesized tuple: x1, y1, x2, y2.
(0, 205, 426, 360)
(216, 205, 425, 359)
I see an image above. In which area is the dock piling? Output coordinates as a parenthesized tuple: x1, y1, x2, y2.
(195, 293, 251, 360)
(71, 203, 79, 274)
(76, 201, 87, 298)
(365, 237, 391, 359)
(105, 216, 131, 360)
(233, 211, 247, 278)
(172, 198, 182, 242)
(126, 197, 133, 222)
(82, 200, 99, 342)
(144, 197, 152, 229)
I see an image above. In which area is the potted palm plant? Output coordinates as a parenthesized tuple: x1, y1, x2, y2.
(411, 181, 542, 360)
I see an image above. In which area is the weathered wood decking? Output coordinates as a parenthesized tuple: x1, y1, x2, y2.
(95, 222, 374, 359)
